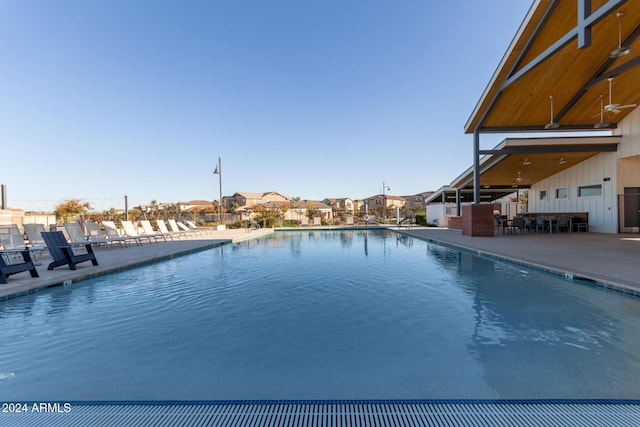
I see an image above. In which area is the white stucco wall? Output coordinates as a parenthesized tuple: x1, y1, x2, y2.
(426, 203, 467, 227)
(426, 204, 446, 227)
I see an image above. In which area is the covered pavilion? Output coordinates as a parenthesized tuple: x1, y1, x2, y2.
(455, 0, 640, 235)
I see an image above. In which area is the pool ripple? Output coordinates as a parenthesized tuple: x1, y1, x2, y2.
(1, 230, 640, 400)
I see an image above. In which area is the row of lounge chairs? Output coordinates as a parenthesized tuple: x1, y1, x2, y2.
(0, 220, 215, 284)
(0, 230, 98, 284)
(63, 220, 213, 249)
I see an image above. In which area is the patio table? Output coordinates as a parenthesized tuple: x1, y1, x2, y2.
(543, 216, 558, 234)
(496, 217, 512, 234)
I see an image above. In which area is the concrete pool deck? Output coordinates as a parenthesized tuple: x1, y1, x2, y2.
(0, 228, 274, 300)
(395, 226, 640, 295)
(2, 225, 640, 299)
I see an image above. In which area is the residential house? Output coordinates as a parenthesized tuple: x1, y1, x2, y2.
(357, 194, 406, 219)
(178, 200, 214, 213)
(321, 198, 354, 218)
(352, 199, 365, 214)
(222, 192, 290, 213)
(247, 199, 332, 224)
(288, 200, 333, 222)
(363, 194, 406, 211)
(403, 191, 433, 213)
(136, 202, 173, 217)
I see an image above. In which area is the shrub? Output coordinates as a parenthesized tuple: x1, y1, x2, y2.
(415, 213, 427, 225)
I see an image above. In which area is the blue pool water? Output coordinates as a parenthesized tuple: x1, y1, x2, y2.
(1, 229, 640, 400)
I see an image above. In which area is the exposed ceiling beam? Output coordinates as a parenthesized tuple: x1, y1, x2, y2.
(555, 23, 640, 122)
(479, 144, 618, 155)
(583, 39, 640, 89)
(476, 124, 617, 133)
(500, 0, 628, 92)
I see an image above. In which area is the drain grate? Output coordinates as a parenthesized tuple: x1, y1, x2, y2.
(3, 400, 640, 426)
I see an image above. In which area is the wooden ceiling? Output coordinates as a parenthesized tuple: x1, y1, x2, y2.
(474, 151, 600, 187)
(451, 136, 621, 191)
(466, 0, 640, 132)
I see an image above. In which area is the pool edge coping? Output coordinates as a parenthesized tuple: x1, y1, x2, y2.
(392, 228, 640, 298)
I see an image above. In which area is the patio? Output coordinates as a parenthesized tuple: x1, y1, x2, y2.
(397, 226, 640, 295)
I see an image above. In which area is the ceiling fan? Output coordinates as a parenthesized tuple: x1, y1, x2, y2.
(512, 171, 530, 187)
(603, 77, 637, 113)
(514, 171, 529, 183)
(594, 94, 612, 129)
(610, 12, 631, 58)
(544, 95, 559, 129)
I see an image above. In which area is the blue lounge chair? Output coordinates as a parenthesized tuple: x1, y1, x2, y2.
(41, 231, 99, 271)
(0, 249, 39, 284)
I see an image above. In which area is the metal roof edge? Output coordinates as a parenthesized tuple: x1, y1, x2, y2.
(502, 135, 622, 146)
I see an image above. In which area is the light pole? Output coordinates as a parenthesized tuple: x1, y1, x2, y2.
(213, 157, 223, 224)
(382, 182, 390, 218)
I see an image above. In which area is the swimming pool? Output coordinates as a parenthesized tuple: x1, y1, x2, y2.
(1, 229, 639, 400)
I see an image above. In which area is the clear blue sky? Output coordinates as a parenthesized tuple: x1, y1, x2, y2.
(1, 0, 533, 212)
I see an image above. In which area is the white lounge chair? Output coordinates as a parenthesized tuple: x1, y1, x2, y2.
(23, 224, 49, 259)
(184, 220, 215, 234)
(84, 222, 118, 249)
(176, 221, 204, 237)
(139, 220, 169, 242)
(90, 222, 129, 248)
(121, 221, 154, 244)
(168, 219, 195, 238)
(102, 221, 141, 246)
(63, 222, 95, 254)
(0, 224, 31, 263)
(157, 220, 184, 240)
(0, 224, 27, 251)
(23, 224, 47, 250)
(64, 222, 89, 244)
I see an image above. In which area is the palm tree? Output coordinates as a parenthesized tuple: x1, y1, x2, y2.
(149, 199, 159, 220)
